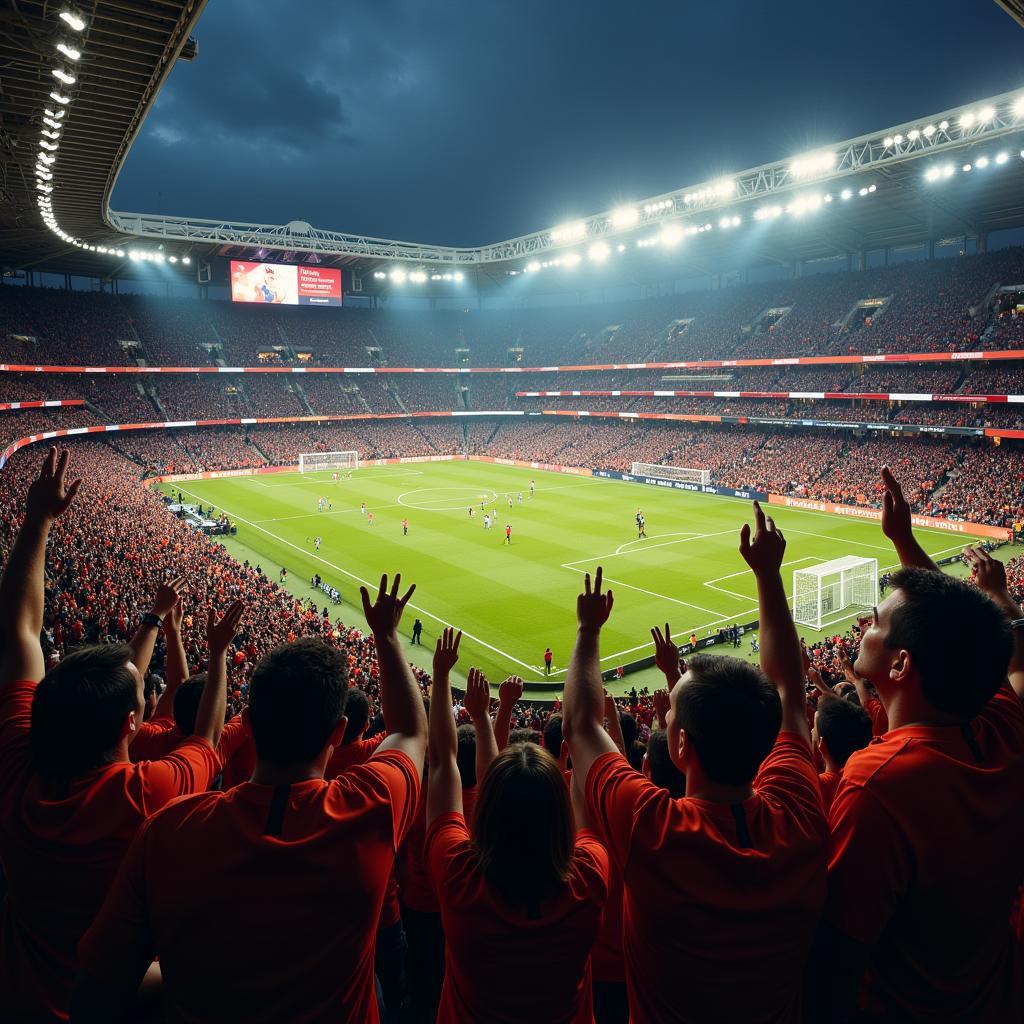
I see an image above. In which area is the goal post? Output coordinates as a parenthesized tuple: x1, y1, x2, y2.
(298, 451, 360, 474)
(793, 556, 878, 631)
(630, 462, 710, 486)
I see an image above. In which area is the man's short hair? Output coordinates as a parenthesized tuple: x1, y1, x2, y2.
(31, 644, 137, 779)
(816, 697, 872, 768)
(646, 731, 686, 797)
(674, 653, 782, 785)
(342, 689, 370, 744)
(508, 727, 541, 746)
(888, 568, 1013, 719)
(456, 724, 477, 787)
(542, 713, 564, 759)
(248, 639, 348, 766)
(171, 673, 207, 736)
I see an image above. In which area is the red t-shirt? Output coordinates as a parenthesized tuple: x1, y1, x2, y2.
(0, 680, 218, 1021)
(426, 812, 608, 1024)
(818, 770, 841, 814)
(587, 733, 828, 1024)
(78, 750, 420, 1024)
(130, 716, 180, 761)
(827, 688, 1024, 1022)
(325, 731, 388, 778)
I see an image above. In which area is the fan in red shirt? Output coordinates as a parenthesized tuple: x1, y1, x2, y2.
(0, 449, 239, 1022)
(809, 468, 1024, 1024)
(563, 503, 829, 1024)
(808, 688, 872, 813)
(75, 574, 427, 1024)
(425, 634, 609, 1024)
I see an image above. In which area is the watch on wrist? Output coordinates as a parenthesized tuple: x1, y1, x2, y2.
(1010, 618, 1024, 630)
(140, 612, 164, 628)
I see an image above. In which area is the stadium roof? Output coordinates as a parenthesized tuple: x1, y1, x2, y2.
(1, 2, 1024, 292)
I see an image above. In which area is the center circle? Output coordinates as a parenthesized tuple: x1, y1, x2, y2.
(397, 487, 499, 511)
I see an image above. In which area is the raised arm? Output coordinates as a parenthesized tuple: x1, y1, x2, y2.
(128, 577, 185, 680)
(839, 648, 873, 707)
(493, 674, 523, 750)
(153, 595, 188, 721)
(740, 502, 809, 741)
(880, 466, 938, 572)
(0, 447, 80, 686)
(964, 545, 1024, 702)
(192, 600, 244, 749)
(362, 574, 428, 766)
(651, 623, 682, 690)
(603, 691, 626, 755)
(427, 627, 462, 824)
(464, 667, 499, 783)
(562, 566, 618, 785)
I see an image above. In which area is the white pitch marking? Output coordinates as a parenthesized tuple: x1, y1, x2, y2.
(561, 564, 726, 618)
(172, 485, 540, 675)
(562, 528, 736, 567)
(613, 532, 703, 556)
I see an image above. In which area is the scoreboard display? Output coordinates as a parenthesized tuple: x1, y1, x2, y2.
(230, 260, 342, 306)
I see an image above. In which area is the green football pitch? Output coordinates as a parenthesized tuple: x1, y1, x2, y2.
(159, 461, 977, 694)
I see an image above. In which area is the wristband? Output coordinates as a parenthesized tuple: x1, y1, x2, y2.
(140, 612, 164, 628)
(1011, 618, 1024, 630)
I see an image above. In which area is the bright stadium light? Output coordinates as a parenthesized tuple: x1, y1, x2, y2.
(52, 68, 76, 85)
(42, 129, 61, 140)
(43, 117, 63, 129)
(563, 251, 582, 267)
(754, 204, 782, 221)
(49, 90, 70, 104)
(923, 124, 935, 137)
(389, 268, 407, 284)
(938, 119, 949, 130)
(883, 137, 894, 148)
(551, 220, 587, 243)
(587, 241, 610, 263)
(858, 187, 869, 196)
(182, 256, 190, 265)
(925, 167, 941, 182)
(868, 183, 876, 192)
(609, 206, 638, 229)
(979, 106, 995, 122)
(1015, 96, 1024, 117)
(454, 271, 464, 281)
(660, 224, 683, 246)
(59, 9, 86, 31)
(788, 194, 822, 215)
(893, 134, 904, 145)
(908, 129, 920, 141)
(713, 178, 736, 197)
(525, 260, 541, 273)
(960, 111, 976, 128)
(409, 270, 427, 283)
(44, 108, 65, 120)
(169, 255, 178, 263)
(996, 151, 1009, 164)
(39, 152, 55, 164)
(942, 164, 955, 178)
(976, 156, 990, 168)
(963, 163, 972, 172)
(56, 42, 81, 60)
(40, 140, 58, 151)
(840, 188, 852, 200)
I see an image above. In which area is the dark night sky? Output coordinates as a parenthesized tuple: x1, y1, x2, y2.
(111, 0, 1024, 248)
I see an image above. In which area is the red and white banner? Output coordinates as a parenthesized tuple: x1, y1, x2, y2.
(0, 399, 85, 410)
(767, 494, 1012, 541)
(518, 389, 1024, 405)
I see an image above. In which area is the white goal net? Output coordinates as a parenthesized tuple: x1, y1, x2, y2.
(793, 555, 878, 631)
(630, 462, 710, 485)
(298, 451, 360, 474)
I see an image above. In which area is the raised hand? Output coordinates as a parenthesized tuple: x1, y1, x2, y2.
(164, 594, 184, 634)
(207, 600, 244, 655)
(433, 626, 462, 679)
(739, 500, 786, 577)
(577, 566, 614, 631)
(26, 447, 81, 523)
(807, 665, 834, 697)
(880, 466, 913, 546)
(963, 546, 1008, 598)
(651, 622, 681, 685)
(463, 667, 491, 720)
(498, 675, 524, 705)
(360, 573, 415, 637)
(151, 576, 186, 620)
(652, 687, 671, 730)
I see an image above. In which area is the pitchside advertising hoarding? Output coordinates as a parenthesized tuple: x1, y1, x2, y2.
(229, 260, 342, 307)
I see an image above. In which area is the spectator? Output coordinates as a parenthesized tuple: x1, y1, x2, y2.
(426, 637, 609, 1024)
(561, 507, 829, 1023)
(808, 472, 1024, 1024)
(809, 693, 872, 812)
(75, 575, 427, 1022)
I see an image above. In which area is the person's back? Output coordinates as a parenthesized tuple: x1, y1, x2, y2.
(77, 575, 427, 1024)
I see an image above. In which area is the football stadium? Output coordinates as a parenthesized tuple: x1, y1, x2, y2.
(1, 2, 1023, 1022)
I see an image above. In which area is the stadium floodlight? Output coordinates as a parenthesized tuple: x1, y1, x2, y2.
(116, 249, 126, 258)
(1015, 96, 1024, 118)
(908, 129, 920, 141)
(660, 224, 683, 246)
(389, 268, 407, 283)
(922, 124, 935, 137)
(52, 68, 76, 85)
(790, 151, 834, 177)
(39, 152, 56, 164)
(49, 90, 71, 105)
(43, 117, 63, 129)
(59, 9, 86, 31)
(868, 183, 876, 192)
(169, 256, 178, 263)
(858, 187, 869, 196)
(925, 167, 941, 182)
(996, 151, 1009, 165)
(942, 164, 955, 178)
(44, 107, 65, 119)
(883, 136, 894, 148)
(56, 43, 81, 60)
(960, 111, 975, 128)
(42, 129, 61, 140)
(587, 241, 610, 263)
(840, 188, 852, 200)
(976, 156, 990, 168)
(788, 194, 822, 215)
(560, 252, 580, 267)
(979, 106, 995, 122)
(713, 178, 736, 197)
(408, 270, 427, 283)
(893, 133, 904, 145)
(754, 204, 782, 221)
(551, 220, 587, 243)
(35, 168, 52, 180)
(525, 260, 541, 273)
(610, 206, 638, 229)
(963, 163, 972, 172)
(36, 182, 52, 193)
(453, 271, 464, 281)
(40, 140, 58, 151)
(938, 119, 949, 130)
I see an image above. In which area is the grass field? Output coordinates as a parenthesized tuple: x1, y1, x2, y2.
(158, 461, 985, 695)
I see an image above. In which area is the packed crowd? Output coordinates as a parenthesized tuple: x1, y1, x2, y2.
(0, 447, 1020, 1023)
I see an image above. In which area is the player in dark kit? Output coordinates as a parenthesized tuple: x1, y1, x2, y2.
(504, 524, 512, 545)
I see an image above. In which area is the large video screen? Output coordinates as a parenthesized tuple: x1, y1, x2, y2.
(230, 260, 342, 306)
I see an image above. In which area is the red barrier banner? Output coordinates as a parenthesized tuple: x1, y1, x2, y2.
(767, 494, 1012, 540)
(0, 399, 85, 410)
